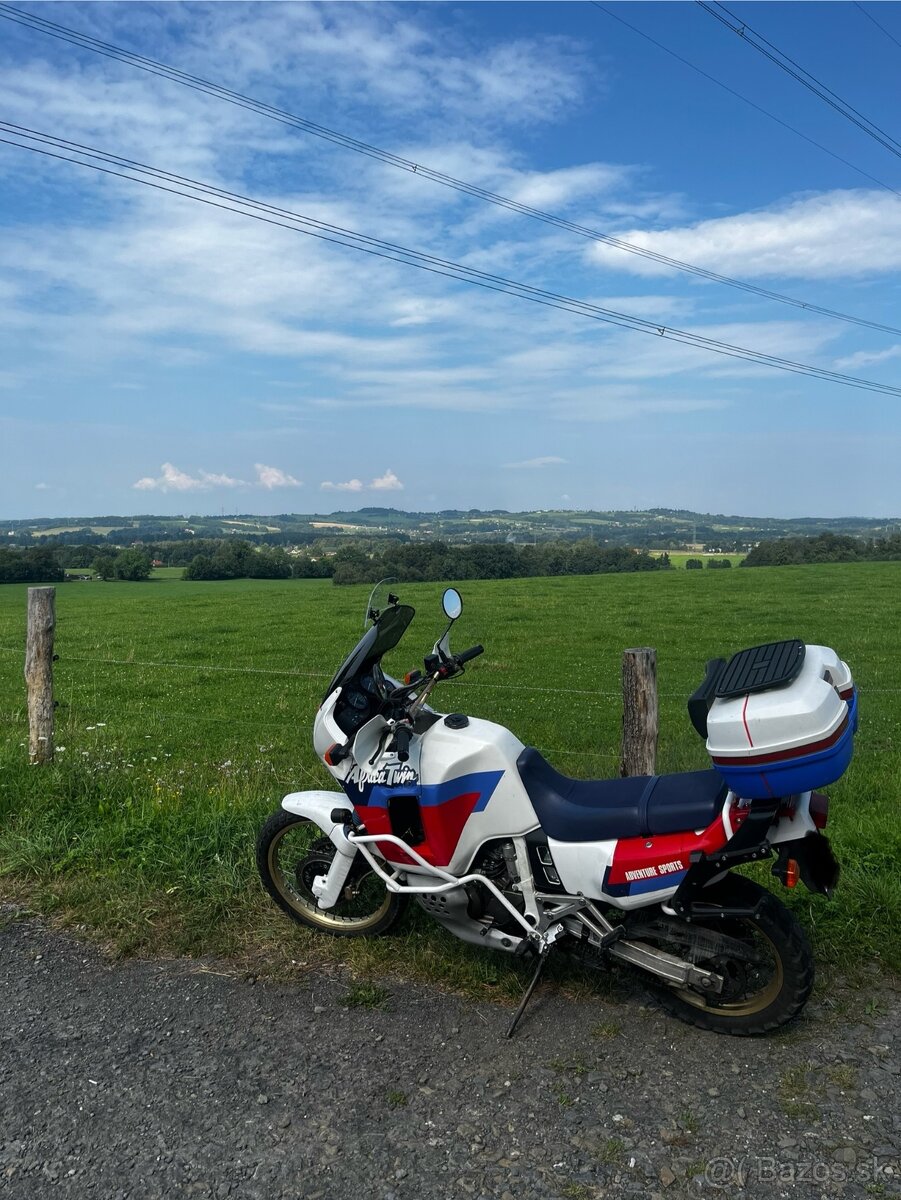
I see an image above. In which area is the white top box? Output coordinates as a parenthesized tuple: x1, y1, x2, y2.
(706, 645, 853, 762)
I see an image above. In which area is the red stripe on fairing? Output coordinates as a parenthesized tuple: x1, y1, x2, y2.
(352, 792, 482, 867)
(420, 793, 481, 866)
(606, 807, 732, 886)
(741, 694, 754, 747)
(712, 714, 849, 767)
(839, 687, 853, 700)
(351, 805, 417, 865)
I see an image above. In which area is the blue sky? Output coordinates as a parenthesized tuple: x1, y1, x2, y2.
(2, 1, 901, 520)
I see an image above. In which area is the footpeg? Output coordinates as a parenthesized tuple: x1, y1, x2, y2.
(598, 924, 626, 949)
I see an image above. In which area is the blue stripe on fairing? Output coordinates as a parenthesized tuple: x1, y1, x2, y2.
(363, 770, 504, 811)
(625, 869, 687, 896)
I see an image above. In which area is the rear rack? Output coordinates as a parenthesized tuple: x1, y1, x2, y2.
(715, 639, 805, 699)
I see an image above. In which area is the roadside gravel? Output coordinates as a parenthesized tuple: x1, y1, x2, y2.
(1, 909, 898, 1199)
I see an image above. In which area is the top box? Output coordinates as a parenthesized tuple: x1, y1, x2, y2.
(706, 644, 856, 800)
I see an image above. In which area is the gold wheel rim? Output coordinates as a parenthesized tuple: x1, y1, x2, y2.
(267, 821, 392, 932)
(675, 923, 785, 1016)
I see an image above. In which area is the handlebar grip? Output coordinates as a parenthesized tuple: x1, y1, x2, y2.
(455, 644, 484, 666)
(393, 723, 413, 762)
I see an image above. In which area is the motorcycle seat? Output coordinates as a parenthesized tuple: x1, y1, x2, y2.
(516, 747, 727, 844)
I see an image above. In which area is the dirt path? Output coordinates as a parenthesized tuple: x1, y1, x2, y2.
(1, 912, 898, 1199)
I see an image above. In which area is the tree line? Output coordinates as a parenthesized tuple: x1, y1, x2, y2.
(320, 540, 669, 585)
(740, 531, 901, 567)
(0, 538, 670, 584)
(6, 530, 900, 586)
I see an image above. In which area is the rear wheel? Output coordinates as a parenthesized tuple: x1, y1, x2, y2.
(636, 875, 814, 1035)
(256, 810, 405, 936)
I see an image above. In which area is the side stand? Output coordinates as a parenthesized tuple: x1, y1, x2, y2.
(505, 948, 550, 1039)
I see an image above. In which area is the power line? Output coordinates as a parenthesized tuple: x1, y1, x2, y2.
(592, 2, 901, 199)
(854, 2, 901, 55)
(2, 6, 901, 341)
(3, 120, 901, 400)
(698, 1, 901, 163)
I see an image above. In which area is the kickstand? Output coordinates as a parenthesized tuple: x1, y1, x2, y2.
(505, 948, 550, 1039)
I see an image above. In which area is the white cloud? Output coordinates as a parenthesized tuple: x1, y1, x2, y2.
(508, 163, 627, 209)
(35, 482, 50, 490)
(833, 345, 901, 370)
(587, 190, 901, 280)
(254, 463, 302, 489)
(321, 478, 364, 493)
(503, 456, 567, 469)
(321, 469, 404, 492)
(133, 463, 246, 492)
(371, 468, 404, 491)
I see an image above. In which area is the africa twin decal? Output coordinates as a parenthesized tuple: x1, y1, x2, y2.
(345, 761, 419, 793)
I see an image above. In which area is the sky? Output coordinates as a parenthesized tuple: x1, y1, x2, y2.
(2, 0, 901, 520)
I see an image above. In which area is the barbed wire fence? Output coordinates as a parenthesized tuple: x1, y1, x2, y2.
(0, 639, 891, 774)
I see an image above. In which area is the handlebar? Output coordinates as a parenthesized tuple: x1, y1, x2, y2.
(455, 644, 484, 666)
(393, 723, 413, 762)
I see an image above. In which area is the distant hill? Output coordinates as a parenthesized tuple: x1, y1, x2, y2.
(4, 507, 899, 551)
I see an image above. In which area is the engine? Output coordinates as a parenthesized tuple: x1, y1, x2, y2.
(465, 841, 525, 929)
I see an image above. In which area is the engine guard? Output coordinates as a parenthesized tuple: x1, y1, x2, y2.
(771, 832, 840, 897)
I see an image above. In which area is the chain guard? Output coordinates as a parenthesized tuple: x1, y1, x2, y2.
(625, 915, 768, 967)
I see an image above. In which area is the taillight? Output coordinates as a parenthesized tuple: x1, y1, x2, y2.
(810, 792, 829, 830)
(785, 858, 799, 888)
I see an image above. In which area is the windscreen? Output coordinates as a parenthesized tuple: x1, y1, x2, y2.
(324, 604, 415, 699)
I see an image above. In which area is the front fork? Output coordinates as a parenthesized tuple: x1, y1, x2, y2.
(311, 839, 357, 909)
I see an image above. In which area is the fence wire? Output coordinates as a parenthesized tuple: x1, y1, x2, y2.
(1, 643, 898, 698)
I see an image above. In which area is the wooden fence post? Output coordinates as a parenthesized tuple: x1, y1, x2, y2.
(620, 647, 657, 777)
(25, 586, 55, 764)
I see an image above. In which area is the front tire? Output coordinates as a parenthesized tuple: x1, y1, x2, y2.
(256, 809, 406, 937)
(643, 875, 815, 1035)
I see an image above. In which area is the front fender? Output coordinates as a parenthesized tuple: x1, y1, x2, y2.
(281, 790, 355, 856)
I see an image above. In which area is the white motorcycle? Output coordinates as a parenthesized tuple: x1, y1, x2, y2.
(257, 586, 856, 1035)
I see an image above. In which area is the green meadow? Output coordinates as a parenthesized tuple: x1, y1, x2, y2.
(0, 563, 898, 992)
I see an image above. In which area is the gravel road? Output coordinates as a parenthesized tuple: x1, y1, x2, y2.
(1, 909, 898, 1199)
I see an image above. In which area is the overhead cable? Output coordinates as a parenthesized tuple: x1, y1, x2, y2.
(2, 2, 901, 340)
(853, 2, 901, 55)
(2, 121, 901, 399)
(697, 1, 901, 162)
(592, 2, 901, 199)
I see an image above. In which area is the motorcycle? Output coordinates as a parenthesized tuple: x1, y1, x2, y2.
(257, 585, 856, 1036)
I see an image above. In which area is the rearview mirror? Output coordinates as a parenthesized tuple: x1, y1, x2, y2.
(442, 587, 463, 621)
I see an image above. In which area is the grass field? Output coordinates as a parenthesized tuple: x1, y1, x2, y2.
(0, 564, 898, 996)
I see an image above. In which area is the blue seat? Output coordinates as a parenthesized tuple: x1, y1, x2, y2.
(516, 747, 727, 844)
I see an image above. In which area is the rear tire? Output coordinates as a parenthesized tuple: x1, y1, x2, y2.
(256, 809, 405, 937)
(643, 875, 814, 1035)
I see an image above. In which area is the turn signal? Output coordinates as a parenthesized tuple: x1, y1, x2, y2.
(324, 743, 348, 767)
(785, 858, 800, 888)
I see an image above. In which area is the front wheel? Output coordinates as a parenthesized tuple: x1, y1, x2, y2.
(256, 810, 406, 937)
(637, 874, 815, 1035)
